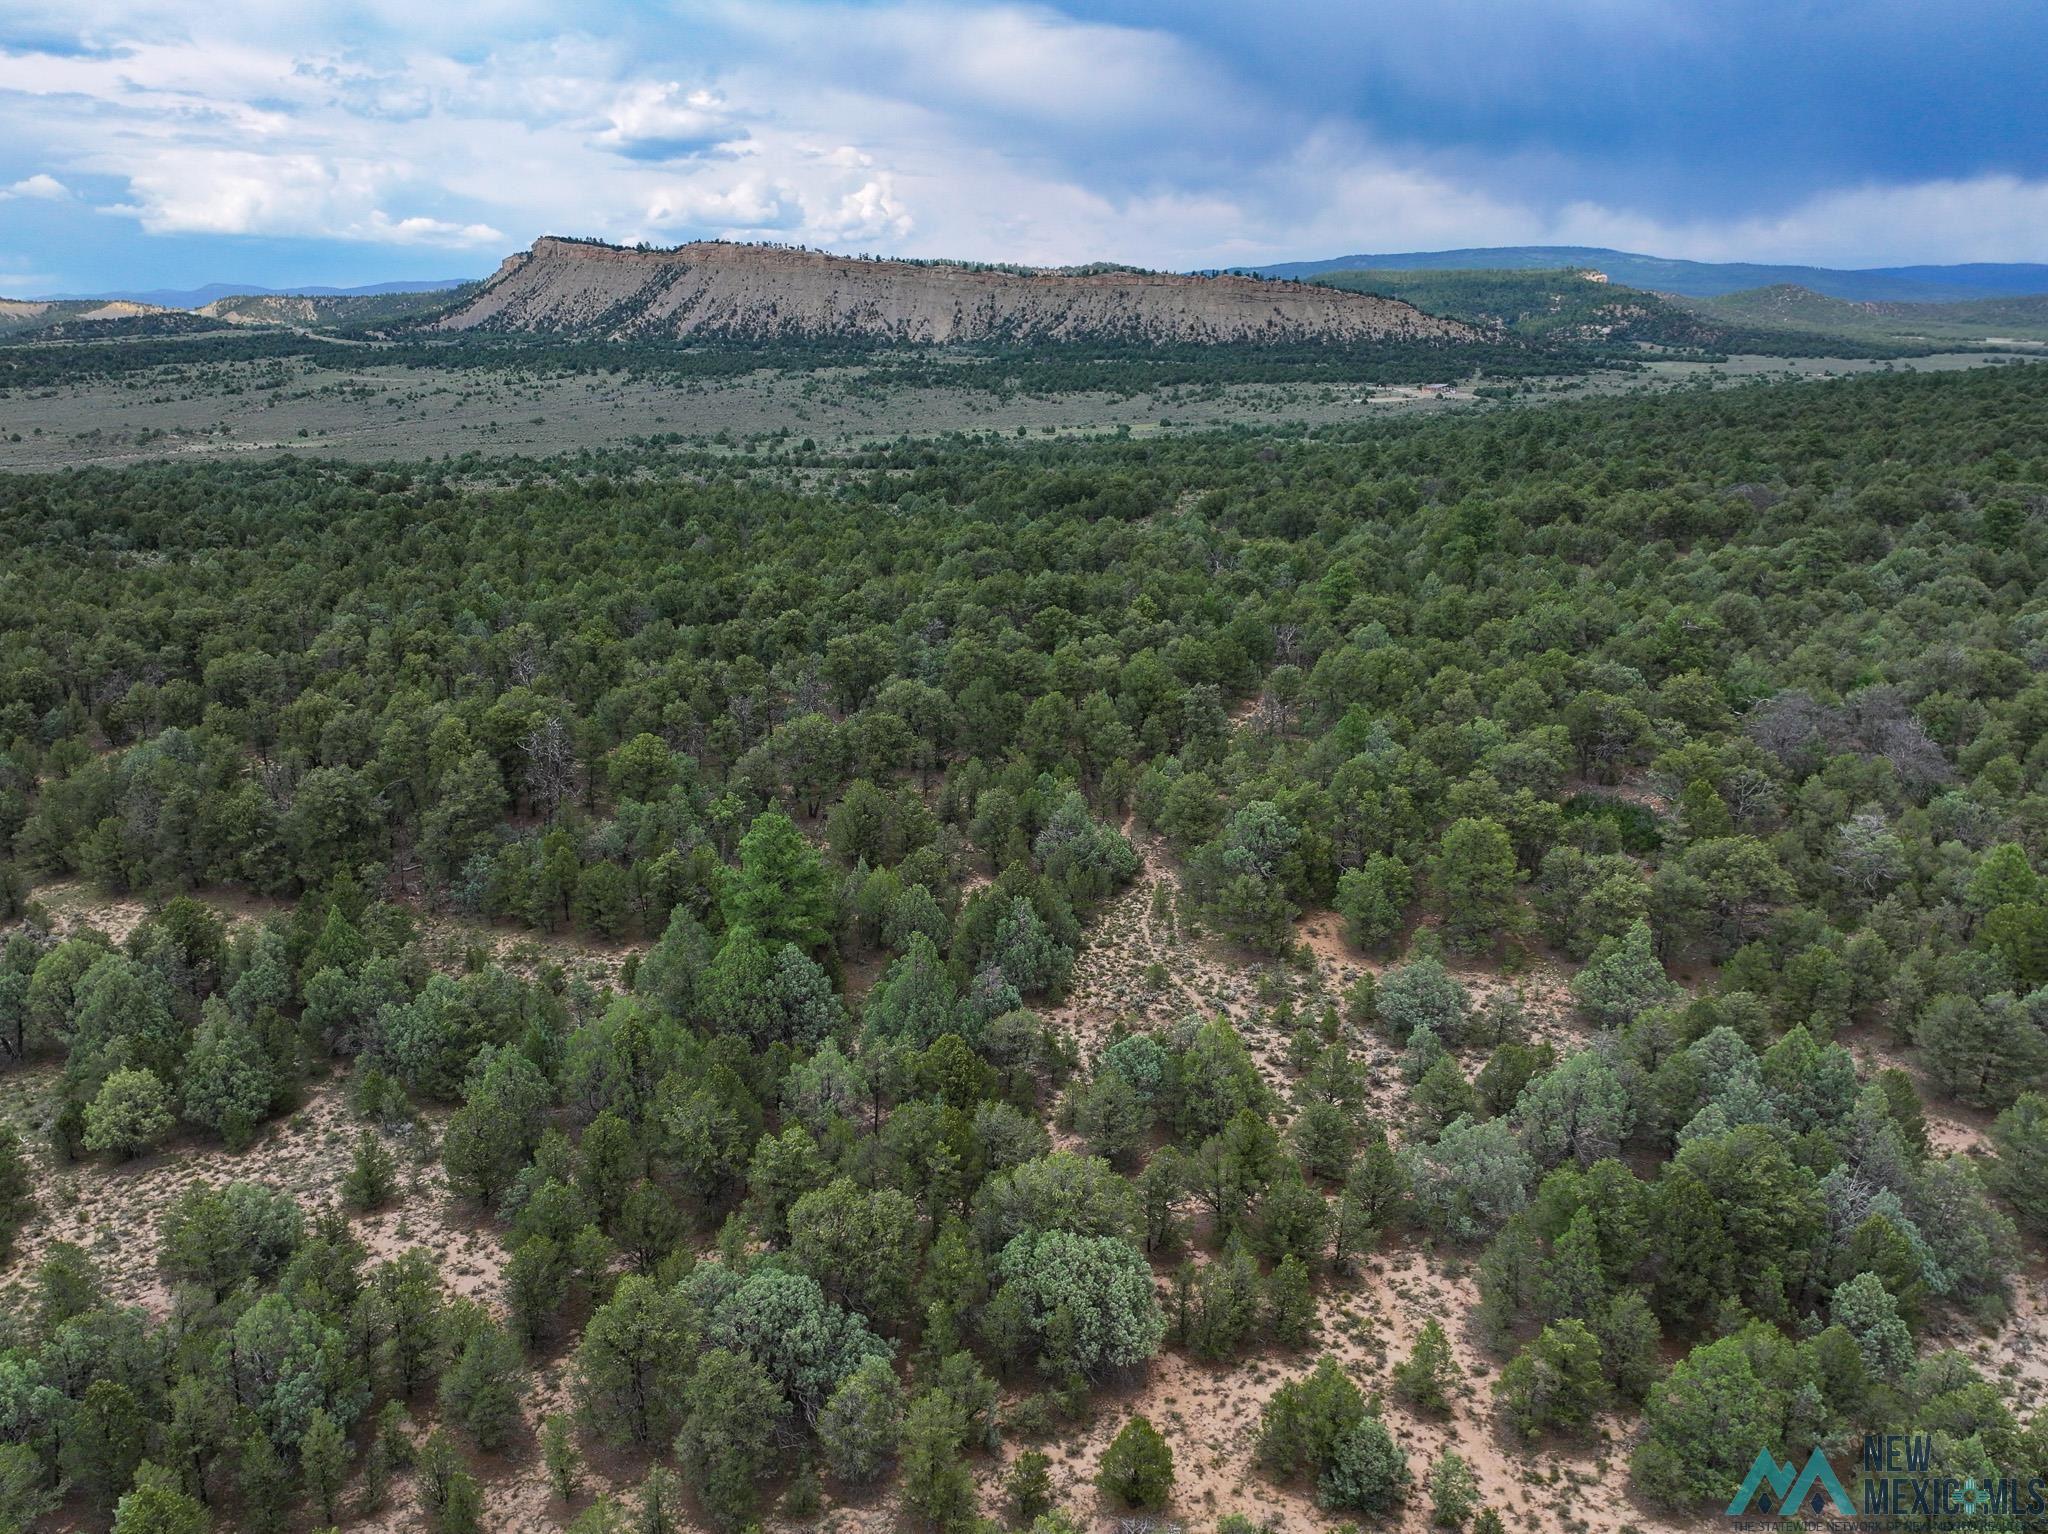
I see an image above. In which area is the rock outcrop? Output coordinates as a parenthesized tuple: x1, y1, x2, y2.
(428, 237, 1485, 346)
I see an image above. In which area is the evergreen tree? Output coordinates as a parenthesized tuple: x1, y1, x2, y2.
(673, 1349, 786, 1532)
(0, 1123, 36, 1262)
(1391, 1319, 1460, 1413)
(1097, 1415, 1174, 1510)
(1495, 1319, 1610, 1436)
(181, 1000, 275, 1149)
(1435, 817, 1521, 953)
(442, 1320, 525, 1452)
(110, 1466, 209, 1534)
(816, 1357, 905, 1485)
(1318, 1413, 1409, 1516)
(1990, 1092, 2048, 1232)
(1428, 1451, 1479, 1530)
(82, 1067, 174, 1159)
(300, 1409, 349, 1525)
(341, 1129, 398, 1211)
(723, 812, 834, 953)
(899, 1391, 975, 1534)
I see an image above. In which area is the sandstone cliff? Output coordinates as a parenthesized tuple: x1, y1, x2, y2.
(428, 237, 1485, 346)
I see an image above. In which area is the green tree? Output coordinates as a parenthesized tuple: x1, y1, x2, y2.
(1570, 919, 1678, 1030)
(1436, 817, 1521, 953)
(68, 1378, 146, 1506)
(1990, 1092, 2048, 1232)
(83, 1067, 174, 1159)
(341, 1129, 398, 1212)
(1828, 1271, 1914, 1379)
(1097, 1414, 1174, 1510)
(1335, 853, 1411, 951)
(1377, 956, 1471, 1045)
(1256, 1354, 1364, 1478)
(217, 1291, 367, 1449)
(435, 1469, 484, 1534)
(722, 812, 834, 953)
(574, 862, 635, 940)
(816, 1357, 904, 1485)
(1391, 1319, 1460, 1413)
(1513, 1050, 1633, 1170)
(1967, 842, 2041, 915)
(1402, 1115, 1533, 1240)
(1428, 1451, 1479, 1529)
(0, 1443, 58, 1533)
(541, 1413, 580, 1501)
(1593, 1290, 1664, 1403)
(440, 1047, 550, 1208)
(1008, 1450, 1054, 1520)
(572, 1274, 694, 1446)
(1919, 991, 2048, 1109)
(1265, 1255, 1318, 1349)
(673, 1348, 786, 1532)
(994, 1229, 1165, 1381)
(861, 933, 967, 1049)
(899, 1391, 975, 1534)
(110, 1466, 209, 1534)
(1318, 1413, 1409, 1516)
(158, 1180, 303, 1301)
(236, 1428, 292, 1534)
(1630, 1328, 1794, 1507)
(1495, 1319, 1610, 1436)
(442, 1319, 525, 1452)
(695, 1265, 891, 1421)
(0, 1124, 37, 1263)
(299, 1408, 349, 1525)
(180, 1001, 275, 1149)
(789, 1178, 921, 1324)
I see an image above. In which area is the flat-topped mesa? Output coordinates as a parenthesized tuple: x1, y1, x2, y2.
(427, 236, 1488, 346)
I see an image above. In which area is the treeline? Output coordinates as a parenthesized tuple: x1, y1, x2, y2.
(0, 325, 1574, 398)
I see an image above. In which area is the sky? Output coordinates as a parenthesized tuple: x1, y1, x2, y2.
(1, 0, 2045, 294)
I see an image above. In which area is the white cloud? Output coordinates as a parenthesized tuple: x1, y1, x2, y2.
(597, 82, 744, 159)
(362, 211, 504, 245)
(642, 176, 797, 231)
(819, 175, 912, 243)
(0, 0, 2038, 281)
(721, 1, 1233, 135)
(0, 173, 68, 200)
(105, 148, 501, 246)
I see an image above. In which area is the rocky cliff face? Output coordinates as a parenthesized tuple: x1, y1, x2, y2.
(428, 238, 1485, 346)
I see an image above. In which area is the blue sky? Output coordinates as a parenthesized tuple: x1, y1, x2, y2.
(1, 0, 2044, 293)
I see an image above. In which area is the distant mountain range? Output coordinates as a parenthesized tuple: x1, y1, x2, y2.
(29, 277, 476, 309)
(28, 247, 2048, 315)
(10, 240, 2045, 357)
(1245, 247, 2048, 303)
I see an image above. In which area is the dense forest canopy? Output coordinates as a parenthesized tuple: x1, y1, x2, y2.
(0, 359, 2047, 1532)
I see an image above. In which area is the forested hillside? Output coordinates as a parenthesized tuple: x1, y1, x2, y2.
(1693, 284, 2048, 346)
(1302, 267, 1931, 359)
(1, 360, 2047, 1533)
